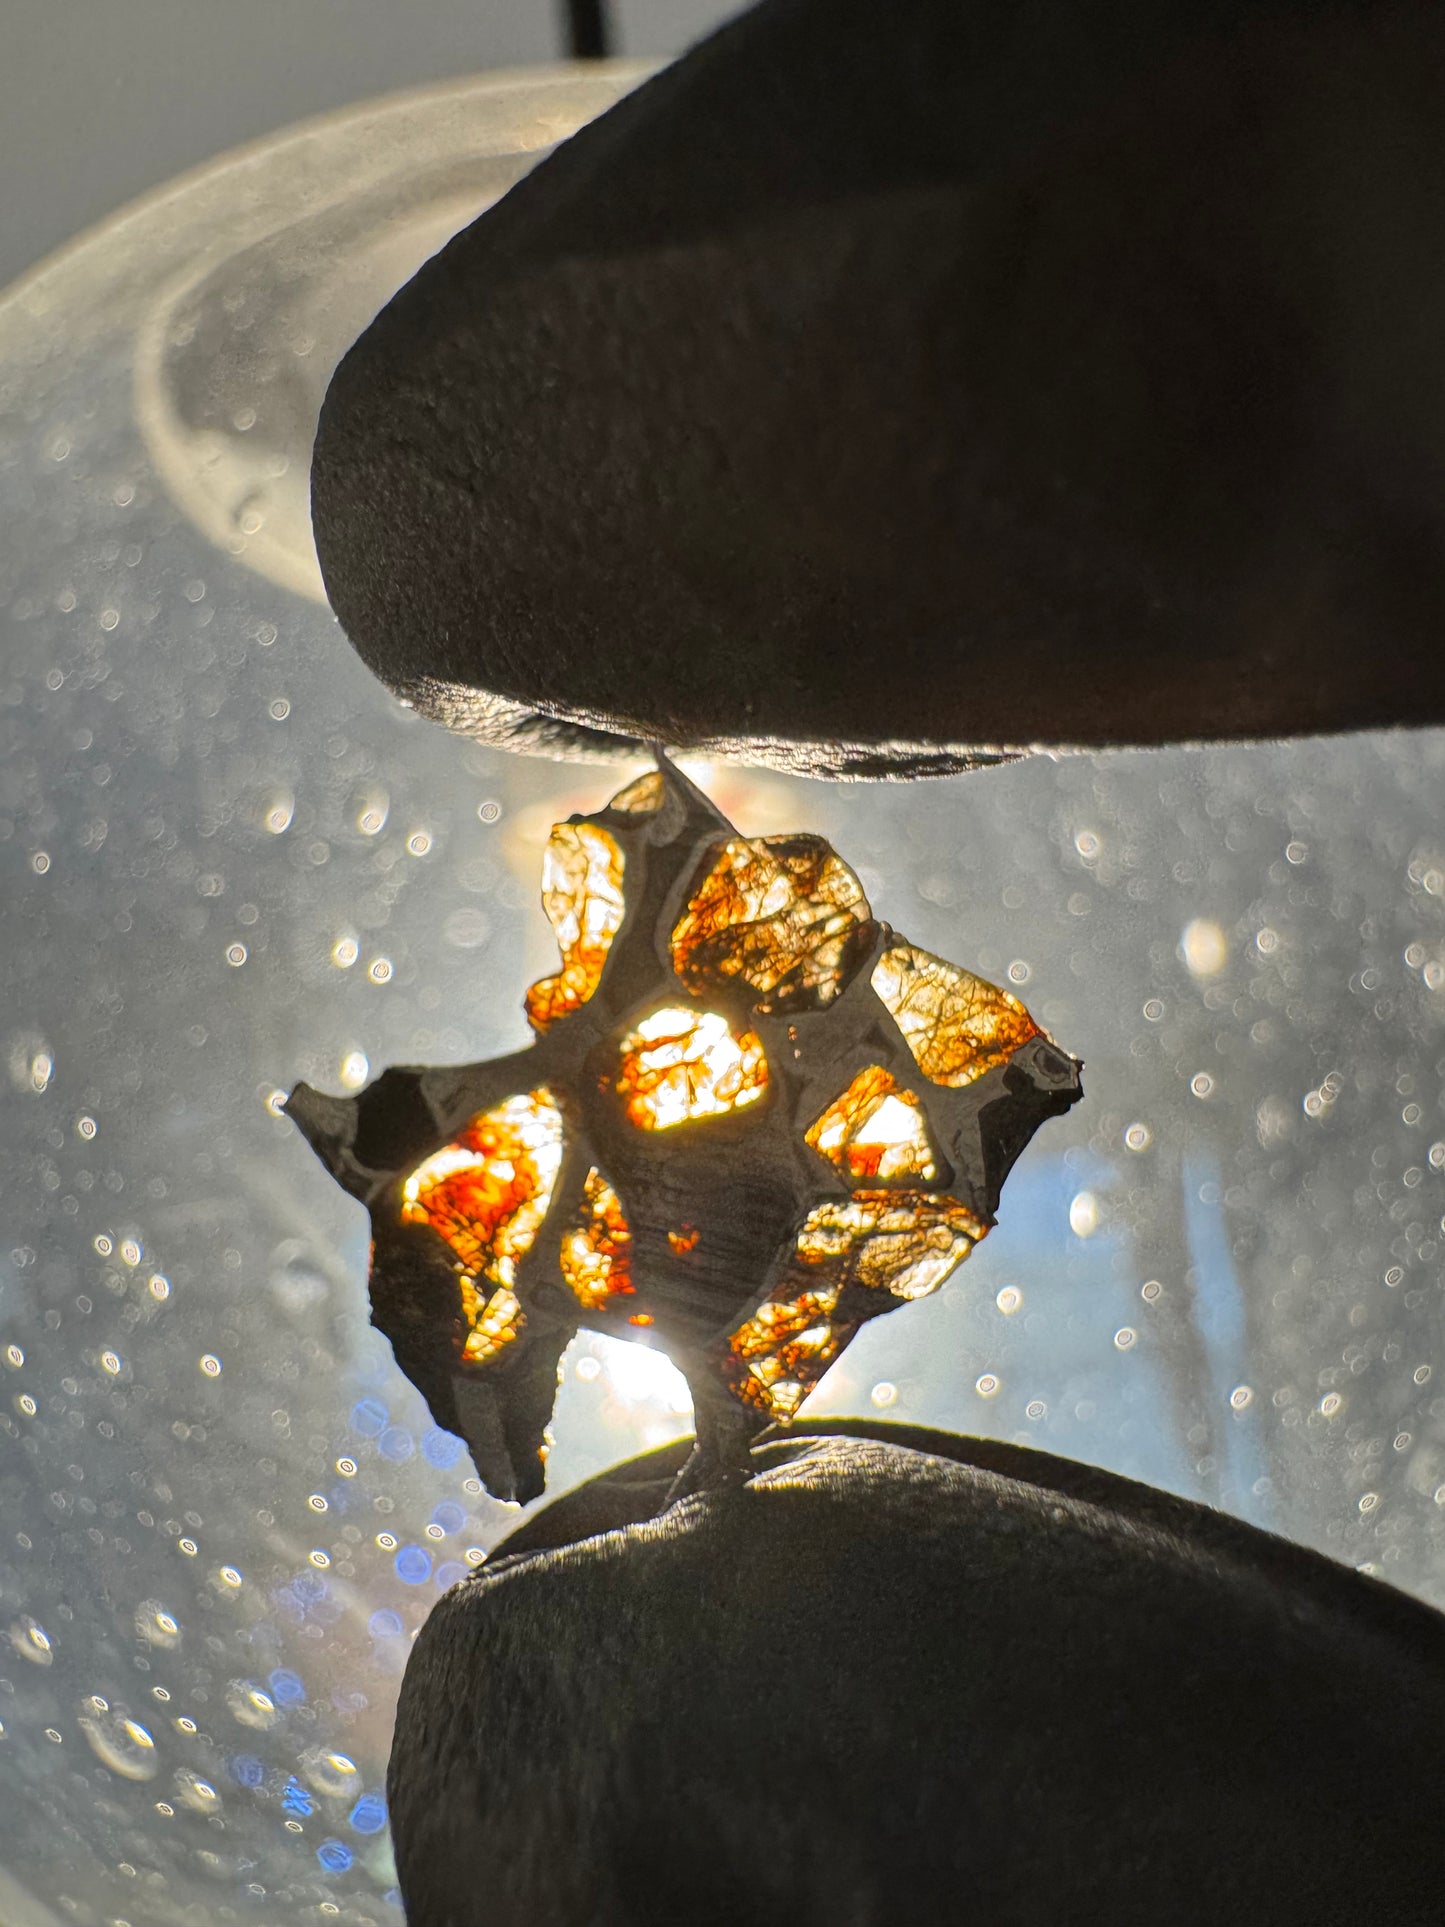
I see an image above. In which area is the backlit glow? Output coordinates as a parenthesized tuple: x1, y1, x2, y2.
(401, 1089, 563, 1362)
(616, 1006, 768, 1130)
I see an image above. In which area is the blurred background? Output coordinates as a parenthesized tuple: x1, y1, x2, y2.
(2, 8, 1445, 1926)
(1, 0, 736, 289)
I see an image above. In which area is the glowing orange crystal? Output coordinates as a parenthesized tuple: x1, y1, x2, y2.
(871, 942, 1039, 1087)
(671, 834, 873, 1013)
(457, 1286, 525, 1364)
(401, 1089, 563, 1362)
(805, 1065, 942, 1184)
(794, 1191, 985, 1299)
(607, 770, 666, 814)
(559, 1167, 634, 1311)
(615, 1005, 769, 1130)
(525, 822, 626, 1032)
(723, 1189, 987, 1418)
(724, 1288, 846, 1418)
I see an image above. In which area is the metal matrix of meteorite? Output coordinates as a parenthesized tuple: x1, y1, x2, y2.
(286, 759, 1082, 1501)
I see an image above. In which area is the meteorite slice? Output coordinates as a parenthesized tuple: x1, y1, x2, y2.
(287, 755, 1081, 1498)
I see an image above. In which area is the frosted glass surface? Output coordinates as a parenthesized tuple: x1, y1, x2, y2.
(2, 63, 1445, 1927)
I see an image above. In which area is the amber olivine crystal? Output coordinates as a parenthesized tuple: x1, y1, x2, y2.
(286, 756, 1081, 1501)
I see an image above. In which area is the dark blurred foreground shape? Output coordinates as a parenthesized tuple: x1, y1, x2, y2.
(313, 0, 1445, 775)
(390, 1427, 1445, 1925)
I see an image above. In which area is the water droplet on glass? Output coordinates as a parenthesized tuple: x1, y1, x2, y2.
(173, 1770, 221, 1813)
(1190, 1071, 1215, 1099)
(225, 943, 247, 967)
(199, 1354, 222, 1378)
(299, 1747, 359, 1798)
(226, 1681, 278, 1731)
(10, 1617, 54, 1665)
(366, 957, 392, 985)
(338, 1051, 368, 1089)
(975, 1373, 1000, 1398)
(1115, 1328, 1138, 1351)
(1230, 1384, 1253, 1409)
(1181, 919, 1227, 976)
(79, 1710, 158, 1780)
(444, 907, 491, 949)
(407, 831, 432, 856)
(1124, 1121, 1151, 1151)
(1069, 1192, 1099, 1238)
(996, 1286, 1022, 1315)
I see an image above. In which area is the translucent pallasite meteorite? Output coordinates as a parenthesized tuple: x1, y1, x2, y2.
(286, 759, 1082, 1501)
